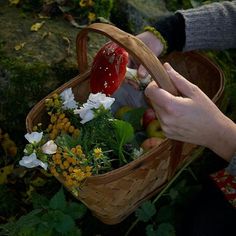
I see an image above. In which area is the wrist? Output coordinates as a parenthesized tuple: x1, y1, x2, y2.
(209, 116, 236, 162)
(143, 26, 167, 56)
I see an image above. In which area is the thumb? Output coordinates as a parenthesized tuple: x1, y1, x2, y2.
(164, 63, 197, 98)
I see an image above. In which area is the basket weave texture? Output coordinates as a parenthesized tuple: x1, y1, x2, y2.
(26, 23, 225, 225)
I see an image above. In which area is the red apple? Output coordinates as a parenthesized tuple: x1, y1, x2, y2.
(141, 137, 163, 151)
(146, 119, 165, 138)
(142, 108, 156, 128)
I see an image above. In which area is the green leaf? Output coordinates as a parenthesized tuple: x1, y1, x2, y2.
(32, 192, 50, 209)
(0, 209, 42, 236)
(135, 201, 156, 222)
(56, 134, 80, 150)
(49, 187, 66, 211)
(54, 212, 75, 234)
(156, 223, 176, 236)
(112, 119, 134, 144)
(41, 210, 75, 234)
(123, 107, 146, 131)
(111, 119, 134, 163)
(64, 202, 87, 220)
(146, 224, 157, 236)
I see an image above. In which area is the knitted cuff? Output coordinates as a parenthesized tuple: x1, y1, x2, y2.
(144, 26, 168, 56)
(150, 12, 186, 53)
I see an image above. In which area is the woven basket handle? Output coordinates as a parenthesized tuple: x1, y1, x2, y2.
(76, 23, 178, 96)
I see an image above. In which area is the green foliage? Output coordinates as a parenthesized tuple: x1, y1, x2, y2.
(0, 187, 86, 236)
(93, 0, 114, 19)
(131, 167, 202, 235)
(0, 55, 51, 135)
(135, 201, 156, 223)
(205, 49, 236, 120)
(78, 110, 135, 166)
(122, 107, 146, 131)
(0, 185, 19, 218)
(110, 119, 135, 164)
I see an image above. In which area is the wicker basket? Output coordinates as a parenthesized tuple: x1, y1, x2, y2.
(26, 23, 225, 225)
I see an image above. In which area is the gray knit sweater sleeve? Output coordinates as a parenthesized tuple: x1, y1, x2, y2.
(177, 1, 236, 51)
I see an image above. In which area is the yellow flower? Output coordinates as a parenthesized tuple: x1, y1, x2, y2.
(72, 168, 85, 181)
(79, 0, 94, 7)
(85, 166, 92, 172)
(93, 147, 103, 159)
(88, 12, 96, 23)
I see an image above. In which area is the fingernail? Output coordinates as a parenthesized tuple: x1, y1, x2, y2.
(163, 62, 172, 72)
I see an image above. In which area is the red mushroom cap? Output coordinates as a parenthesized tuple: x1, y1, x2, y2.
(90, 41, 128, 96)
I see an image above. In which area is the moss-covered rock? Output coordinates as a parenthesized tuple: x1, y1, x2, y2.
(110, 0, 168, 34)
(0, 1, 107, 136)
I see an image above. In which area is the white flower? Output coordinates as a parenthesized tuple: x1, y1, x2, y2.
(19, 153, 48, 170)
(133, 148, 144, 158)
(60, 88, 78, 109)
(87, 93, 115, 110)
(41, 140, 57, 154)
(25, 132, 43, 144)
(75, 106, 95, 124)
(74, 93, 115, 124)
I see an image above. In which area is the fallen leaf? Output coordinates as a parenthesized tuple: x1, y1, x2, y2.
(0, 165, 14, 184)
(30, 21, 45, 32)
(9, 0, 20, 5)
(41, 31, 52, 39)
(38, 14, 50, 19)
(14, 42, 26, 51)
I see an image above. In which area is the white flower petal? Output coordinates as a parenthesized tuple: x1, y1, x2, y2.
(74, 92, 115, 123)
(41, 140, 57, 154)
(19, 153, 48, 170)
(76, 107, 94, 124)
(60, 88, 74, 101)
(24, 132, 43, 144)
(88, 93, 115, 110)
(60, 88, 78, 110)
(63, 100, 77, 109)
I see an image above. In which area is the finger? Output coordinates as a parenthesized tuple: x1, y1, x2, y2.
(137, 64, 149, 78)
(144, 81, 175, 110)
(164, 63, 199, 98)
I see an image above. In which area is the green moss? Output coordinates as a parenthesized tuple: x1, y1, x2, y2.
(0, 51, 77, 136)
(93, 0, 114, 19)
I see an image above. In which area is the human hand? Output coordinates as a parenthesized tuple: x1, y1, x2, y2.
(144, 63, 236, 161)
(129, 31, 164, 78)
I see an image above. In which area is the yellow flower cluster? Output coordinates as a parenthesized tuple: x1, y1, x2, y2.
(44, 93, 79, 139)
(50, 145, 92, 188)
(47, 112, 79, 140)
